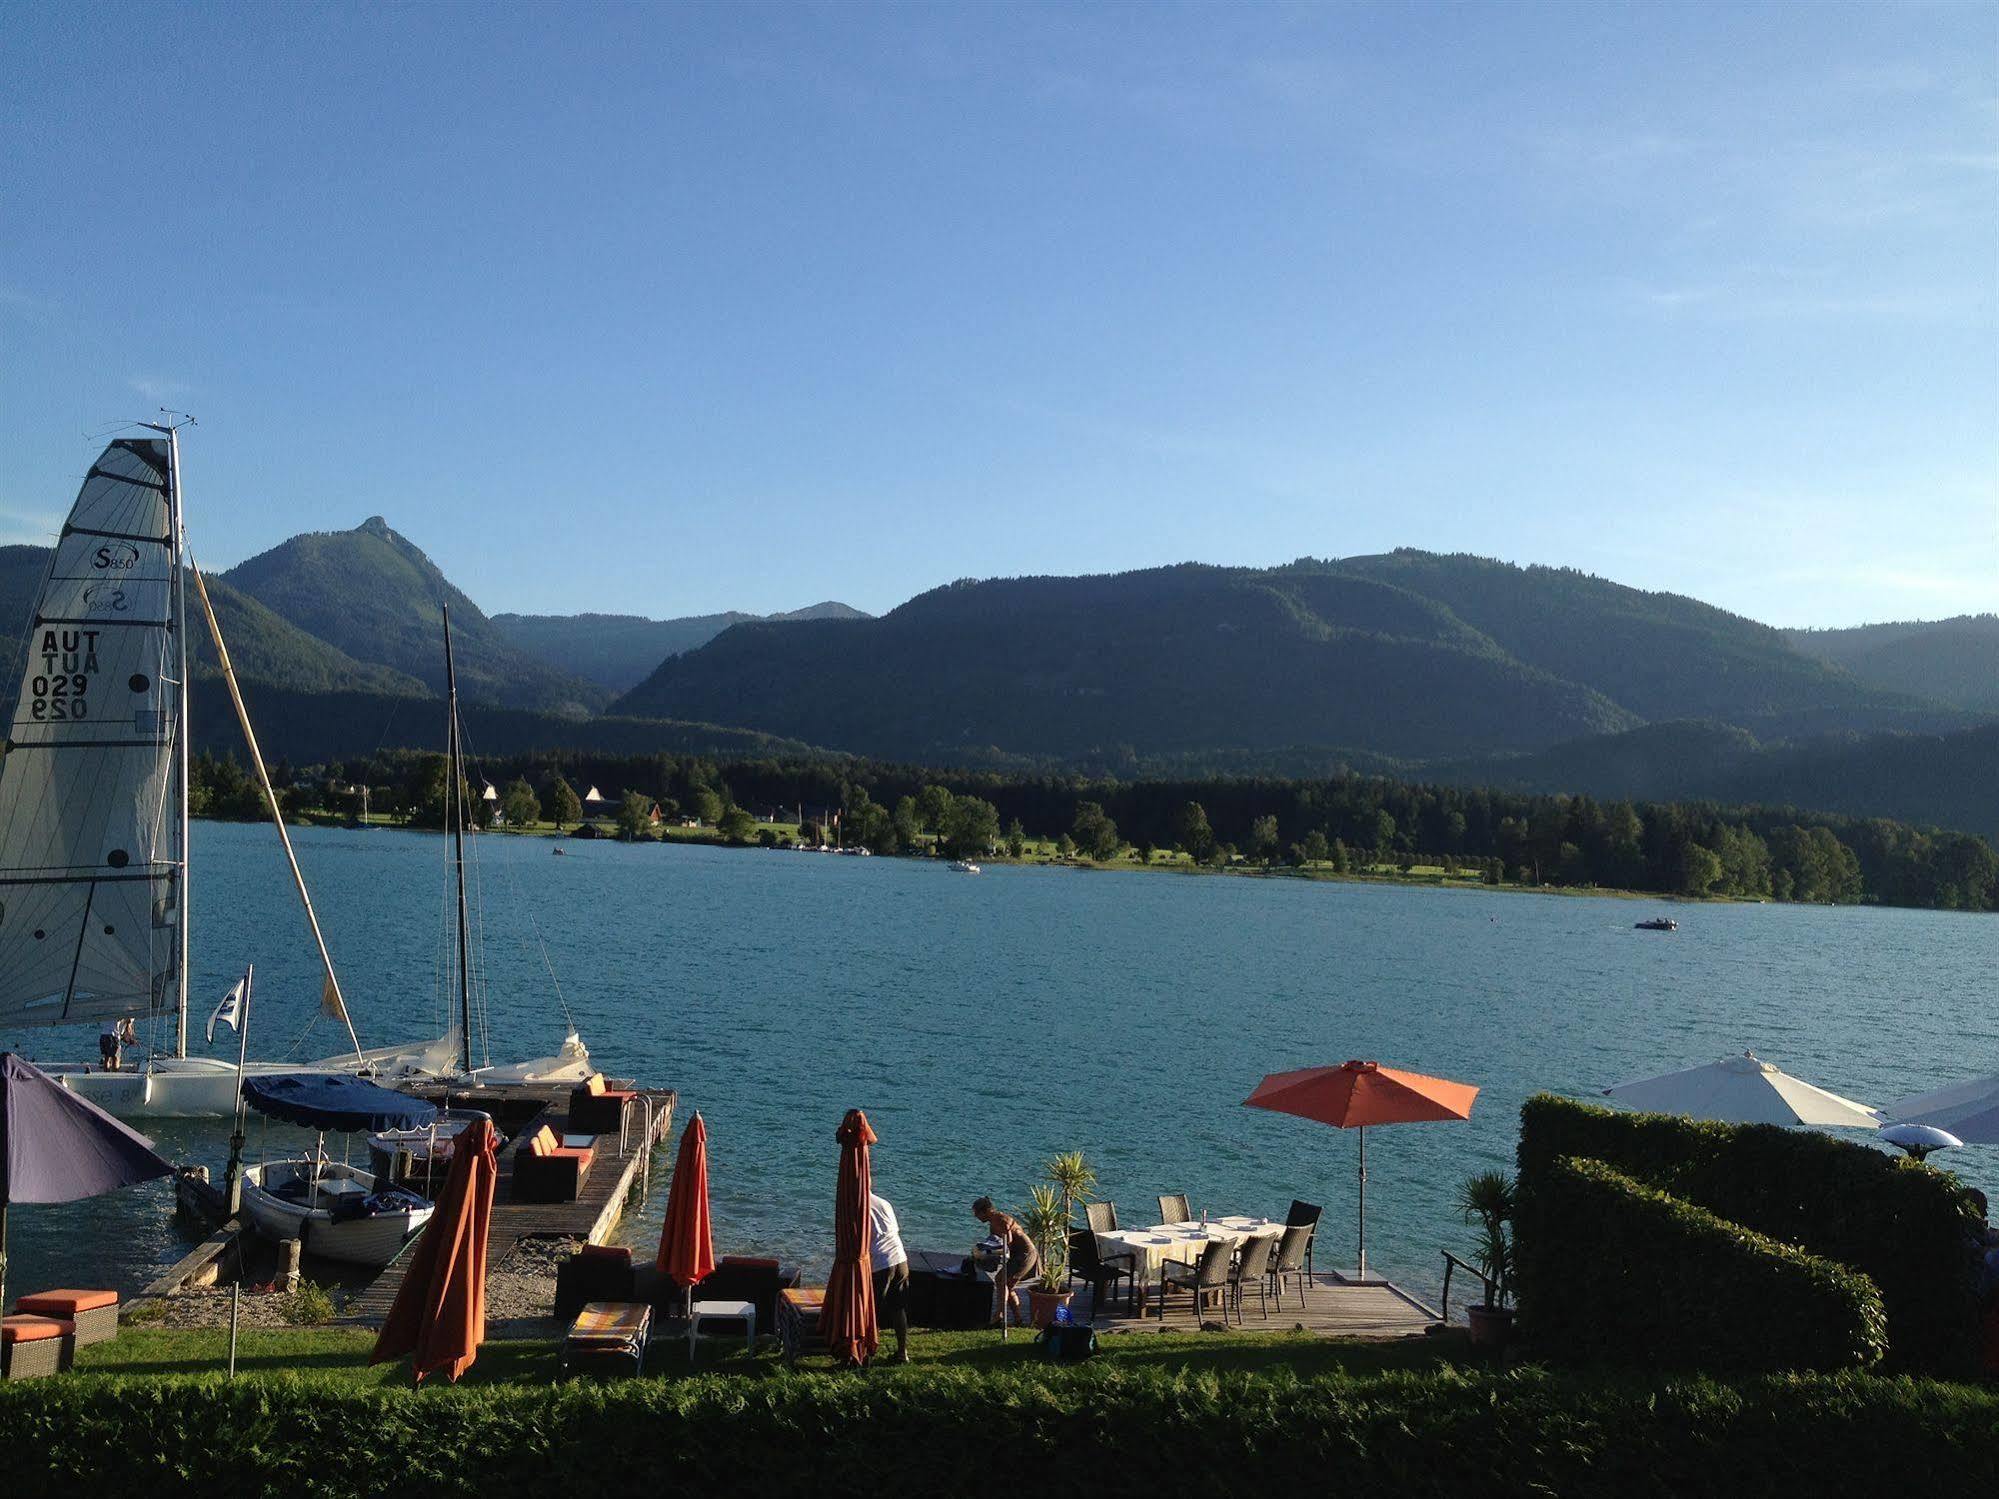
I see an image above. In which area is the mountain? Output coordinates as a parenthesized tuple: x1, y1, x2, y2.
(221, 518, 606, 714)
(1331, 551, 1939, 736)
(493, 600, 869, 694)
(612, 562, 1645, 762)
(1785, 616, 1999, 714)
(0, 544, 428, 698)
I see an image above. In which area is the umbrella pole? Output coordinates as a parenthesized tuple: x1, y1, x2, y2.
(1356, 1126, 1367, 1283)
(1, 1198, 8, 1313)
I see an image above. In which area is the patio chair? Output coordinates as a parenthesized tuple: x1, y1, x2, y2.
(1267, 1223, 1313, 1309)
(1157, 1239, 1232, 1324)
(1084, 1200, 1120, 1234)
(1067, 1228, 1136, 1315)
(1229, 1234, 1277, 1321)
(1287, 1200, 1323, 1278)
(1157, 1192, 1191, 1225)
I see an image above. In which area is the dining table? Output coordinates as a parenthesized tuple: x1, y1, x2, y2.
(1093, 1215, 1285, 1311)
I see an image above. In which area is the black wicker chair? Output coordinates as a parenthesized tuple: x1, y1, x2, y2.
(1287, 1199, 1323, 1279)
(1157, 1239, 1233, 1323)
(1085, 1201, 1120, 1234)
(1157, 1192, 1192, 1225)
(1266, 1224, 1313, 1310)
(1067, 1228, 1135, 1315)
(1229, 1233, 1278, 1320)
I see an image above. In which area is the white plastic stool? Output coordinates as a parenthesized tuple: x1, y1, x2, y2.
(688, 1298, 757, 1360)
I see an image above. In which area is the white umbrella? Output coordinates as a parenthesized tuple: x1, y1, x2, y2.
(1602, 1051, 1883, 1128)
(1883, 1073, 1999, 1144)
(1878, 1122, 1963, 1161)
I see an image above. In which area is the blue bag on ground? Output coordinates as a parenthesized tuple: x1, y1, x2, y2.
(1039, 1321, 1096, 1362)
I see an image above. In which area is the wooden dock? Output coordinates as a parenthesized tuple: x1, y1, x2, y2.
(1084, 1271, 1440, 1339)
(340, 1079, 675, 1326)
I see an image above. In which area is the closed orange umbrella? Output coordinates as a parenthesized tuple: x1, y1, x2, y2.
(1244, 1060, 1477, 1282)
(370, 1114, 498, 1383)
(821, 1108, 877, 1367)
(656, 1112, 716, 1295)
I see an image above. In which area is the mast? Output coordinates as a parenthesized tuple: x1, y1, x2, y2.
(443, 606, 473, 1075)
(189, 562, 363, 1059)
(167, 424, 191, 1059)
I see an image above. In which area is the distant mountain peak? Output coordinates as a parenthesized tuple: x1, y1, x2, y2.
(356, 515, 396, 538)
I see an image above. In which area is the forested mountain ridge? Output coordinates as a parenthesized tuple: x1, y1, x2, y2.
(610, 554, 1971, 764)
(0, 544, 430, 697)
(1785, 615, 1999, 713)
(611, 562, 1644, 762)
(493, 600, 869, 693)
(220, 518, 606, 714)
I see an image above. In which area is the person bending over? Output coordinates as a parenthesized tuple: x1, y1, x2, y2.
(870, 1191, 910, 1364)
(973, 1196, 1039, 1326)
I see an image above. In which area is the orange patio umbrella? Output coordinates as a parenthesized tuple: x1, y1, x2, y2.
(821, 1108, 878, 1367)
(657, 1112, 716, 1302)
(370, 1114, 498, 1384)
(1244, 1060, 1478, 1283)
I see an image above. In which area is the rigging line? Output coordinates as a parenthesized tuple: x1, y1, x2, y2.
(456, 725, 579, 1036)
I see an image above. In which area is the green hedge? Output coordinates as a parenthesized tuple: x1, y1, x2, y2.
(1, 1365, 1995, 1497)
(1518, 1093, 1983, 1374)
(1515, 1155, 1888, 1371)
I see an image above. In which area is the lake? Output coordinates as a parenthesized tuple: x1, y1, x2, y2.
(5, 820, 1995, 1310)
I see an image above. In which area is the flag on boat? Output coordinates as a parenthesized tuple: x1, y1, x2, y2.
(321, 973, 348, 1025)
(207, 967, 252, 1044)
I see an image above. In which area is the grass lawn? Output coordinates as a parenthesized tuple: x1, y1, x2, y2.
(74, 1324, 1470, 1388)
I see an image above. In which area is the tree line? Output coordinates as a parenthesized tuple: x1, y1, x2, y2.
(192, 747, 1999, 913)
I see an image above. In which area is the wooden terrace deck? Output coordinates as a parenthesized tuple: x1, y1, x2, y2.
(1081, 1271, 1440, 1339)
(341, 1078, 675, 1326)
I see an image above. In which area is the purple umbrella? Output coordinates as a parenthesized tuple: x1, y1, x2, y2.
(2, 1053, 174, 1310)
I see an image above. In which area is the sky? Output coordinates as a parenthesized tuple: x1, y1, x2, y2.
(1, 1, 1993, 627)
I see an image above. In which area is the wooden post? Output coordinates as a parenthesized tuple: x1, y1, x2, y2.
(278, 1237, 303, 1293)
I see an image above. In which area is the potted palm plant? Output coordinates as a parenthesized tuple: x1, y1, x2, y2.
(1022, 1185, 1075, 1327)
(1456, 1170, 1515, 1347)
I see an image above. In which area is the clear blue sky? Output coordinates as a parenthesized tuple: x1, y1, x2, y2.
(2, 1, 1992, 626)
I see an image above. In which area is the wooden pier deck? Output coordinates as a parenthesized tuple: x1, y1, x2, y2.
(340, 1079, 675, 1326)
(1083, 1271, 1440, 1339)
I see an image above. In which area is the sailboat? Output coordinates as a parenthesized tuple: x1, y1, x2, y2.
(0, 427, 367, 1116)
(322, 606, 592, 1090)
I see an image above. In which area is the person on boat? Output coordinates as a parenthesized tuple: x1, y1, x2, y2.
(869, 1190, 910, 1363)
(972, 1195, 1038, 1325)
(97, 1017, 134, 1071)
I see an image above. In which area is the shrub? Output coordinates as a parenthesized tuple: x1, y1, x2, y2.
(2, 1364, 1994, 1497)
(283, 1283, 337, 1326)
(1515, 1155, 1888, 1371)
(1518, 1094, 1983, 1374)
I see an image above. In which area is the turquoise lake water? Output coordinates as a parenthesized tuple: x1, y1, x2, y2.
(6, 820, 1995, 1310)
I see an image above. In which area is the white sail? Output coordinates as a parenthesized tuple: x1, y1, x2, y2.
(0, 438, 180, 1028)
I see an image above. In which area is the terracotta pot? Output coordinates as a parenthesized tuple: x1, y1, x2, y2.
(1466, 1303, 1515, 1348)
(1028, 1288, 1075, 1329)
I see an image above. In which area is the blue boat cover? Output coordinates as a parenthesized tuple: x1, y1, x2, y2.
(241, 1073, 438, 1133)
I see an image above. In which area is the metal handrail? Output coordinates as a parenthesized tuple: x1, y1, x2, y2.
(1439, 1249, 1495, 1324)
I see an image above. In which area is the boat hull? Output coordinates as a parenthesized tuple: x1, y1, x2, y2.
(241, 1161, 433, 1267)
(44, 1057, 338, 1119)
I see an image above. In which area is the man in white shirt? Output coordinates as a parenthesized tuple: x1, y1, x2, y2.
(869, 1191, 910, 1363)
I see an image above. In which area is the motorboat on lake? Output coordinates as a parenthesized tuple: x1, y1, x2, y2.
(1635, 917, 1678, 932)
(950, 860, 982, 874)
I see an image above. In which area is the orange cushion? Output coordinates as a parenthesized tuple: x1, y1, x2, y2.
(17, 1289, 116, 1316)
(585, 1074, 607, 1096)
(1, 1315, 69, 1344)
(551, 1146, 592, 1162)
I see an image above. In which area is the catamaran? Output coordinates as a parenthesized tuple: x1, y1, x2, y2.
(0, 426, 371, 1114)
(2, 430, 588, 1116)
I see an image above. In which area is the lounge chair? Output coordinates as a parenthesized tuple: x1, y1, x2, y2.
(512, 1124, 596, 1203)
(1156, 1240, 1232, 1323)
(561, 1300, 651, 1377)
(1157, 1192, 1192, 1225)
(1066, 1227, 1135, 1314)
(567, 1073, 638, 1135)
(1267, 1223, 1313, 1309)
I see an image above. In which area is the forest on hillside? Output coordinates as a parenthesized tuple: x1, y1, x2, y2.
(202, 748, 1999, 914)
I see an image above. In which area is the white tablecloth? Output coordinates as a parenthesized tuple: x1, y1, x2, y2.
(1096, 1216, 1284, 1280)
